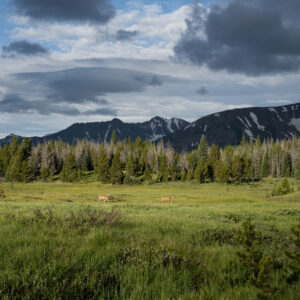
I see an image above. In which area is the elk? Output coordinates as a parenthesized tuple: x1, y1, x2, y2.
(0, 189, 5, 198)
(98, 194, 111, 202)
(160, 195, 174, 203)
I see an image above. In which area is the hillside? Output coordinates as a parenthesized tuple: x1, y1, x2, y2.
(0, 116, 189, 146)
(162, 103, 300, 151)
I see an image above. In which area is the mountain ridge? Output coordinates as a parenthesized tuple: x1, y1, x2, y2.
(162, 102, 300, 151)
(0, 116, 189, 147)
(2, 102, 300, 151)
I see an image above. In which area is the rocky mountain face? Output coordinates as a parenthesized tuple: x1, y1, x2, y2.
(0, 116, 189, 146)
(162, 103, 300, 151)
(2, 103, 300, 151)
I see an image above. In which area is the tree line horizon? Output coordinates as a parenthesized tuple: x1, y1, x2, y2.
(0, 130, 299, 184)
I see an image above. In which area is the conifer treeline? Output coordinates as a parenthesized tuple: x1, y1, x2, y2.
(0, 132, 300, 183)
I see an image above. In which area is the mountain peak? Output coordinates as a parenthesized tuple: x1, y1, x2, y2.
(163, 102, 300, 151)
(0, 116, 189, 147)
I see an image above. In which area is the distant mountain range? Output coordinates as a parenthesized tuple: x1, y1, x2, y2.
(0, 116, 189, 147)
(1, 103, 300, 151)
(163, 102, 300, 151)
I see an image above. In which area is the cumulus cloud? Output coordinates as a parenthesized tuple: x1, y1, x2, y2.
(174, 0, 300, 75)
(116, 30, 138, 41)
(0, 94, 117, 116)
(12, 0, 116, 24)
(14, 67, 167, 103)
(2, 40, 48, 57)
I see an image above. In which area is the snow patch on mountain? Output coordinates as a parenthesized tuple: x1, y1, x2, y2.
(245, 129, 253, 138)
(290, 118, 300, 132)
(249, 112, 265, 131)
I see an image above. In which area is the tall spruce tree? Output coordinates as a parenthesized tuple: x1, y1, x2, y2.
(110, 148, 124, 184)
(194, 158, 206, 183)
(126, 153, 136, 176)
(159, 153, 169, 182)
(261, 151, 271, 178)
(97, 147, 110, 183)
(198, 135, 208, 162)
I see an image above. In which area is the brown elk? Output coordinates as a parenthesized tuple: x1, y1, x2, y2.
(160, 195, 174, 203)
(0, 189, 5, 198)
(98, 194, 111, 202)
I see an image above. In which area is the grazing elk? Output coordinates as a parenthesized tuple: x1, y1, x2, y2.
(98, 194, 111, 202)
(0, 189, 5, 198)
(160, 195, 174, 203)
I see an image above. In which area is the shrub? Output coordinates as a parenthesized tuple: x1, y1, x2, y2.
(286, 222, 300, 283)
(271, 178, 293, 196)
(228, 217, 275, 298)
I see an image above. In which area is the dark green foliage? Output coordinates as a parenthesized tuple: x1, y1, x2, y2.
(41, 167, 51, 181)
(214, 160, 230, 183)
(282, 152, 293, 177)
(143, 165, 151, 182)
(286, 222, 300, 283)
(295, 158, 300, 180)
(1, 133, 300, 185)
(110, 129, 117, 145)
(194, 158, 206, 183)
(126, 153, 136, 176)
(186, 166, 194, 181)
(180, 169, 186, 182)
(233, 218, 275, 298)
(261, 151, 271, 178)
(96, 147, 110, 183)
(60, 151, 81, 182)
(271, 178, 293, 196)
(159, 153, 169, 182)
(198, 135, 208, 162)
(110, 149, 124, 184)
(231, 155, 252, 183)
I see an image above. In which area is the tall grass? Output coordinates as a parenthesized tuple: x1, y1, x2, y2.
(0, 180, 300, 299)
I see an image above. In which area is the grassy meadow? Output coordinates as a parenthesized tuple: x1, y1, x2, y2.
(1, 179, 300, 299)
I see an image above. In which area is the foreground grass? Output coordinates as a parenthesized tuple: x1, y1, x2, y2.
(0, 179, 300, 299)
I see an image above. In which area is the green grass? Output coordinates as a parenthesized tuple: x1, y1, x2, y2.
(0, 179, 300, 299)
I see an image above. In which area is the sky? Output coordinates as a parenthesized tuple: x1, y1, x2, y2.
(1, 0, 300, 138)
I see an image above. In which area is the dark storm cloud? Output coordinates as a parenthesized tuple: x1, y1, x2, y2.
(0, 94, 117, 116)
(2, 40, 48, 57)
(12, 0, 116, 24)
(116, 30, 139, 41)
(174, 0, 300, 75)
(196, 87, 208, 95)
(14, 67, 166, 103)
(0, 94, 80, 115)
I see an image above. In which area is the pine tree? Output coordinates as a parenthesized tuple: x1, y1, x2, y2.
(181, 169, 187, 182)
(286, 222, 300, 283)
(60, 151, 79, 182)
(261, 151, 271, 178)
(21, 160, 30, 182)
(198, 135, 208, 162)
(241, 134, 247, 146)
(295, 158, 300, 180)
(159, 153, 169, 182)
(186, 166, 194, 181)
(209, 144, 221, 165)
(126, 153, 136, 176)
(143, 165, 151, 182)
(282, 152, 292, 177)
(214, 159, 229, 183)
(0, 149, 4, 177)
(110, 130, 117, 145)
(110, 149, 124, 184)
(97, 147, 110, 183)
(194, 158, 206, 183)
(41, 167, 51, 181)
